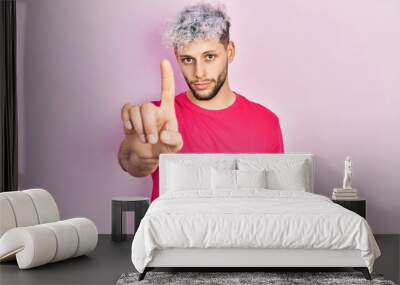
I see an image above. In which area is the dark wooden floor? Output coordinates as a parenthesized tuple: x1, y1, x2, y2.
(0, 234, 398, 285)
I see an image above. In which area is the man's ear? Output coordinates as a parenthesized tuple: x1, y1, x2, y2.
(227, 41, 235, 64)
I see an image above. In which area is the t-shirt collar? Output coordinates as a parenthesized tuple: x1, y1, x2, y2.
(182, 91, 241, 113)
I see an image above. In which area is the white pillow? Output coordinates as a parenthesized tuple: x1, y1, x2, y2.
(167, 158, 236, 170)
(211, 168, 268, 190)
(236, 169, 268, 188)
(166, 162, 212, 191)
(266, 162, 307, 191)
(237, 159, 308, 191)
(211, 168, 237, 190)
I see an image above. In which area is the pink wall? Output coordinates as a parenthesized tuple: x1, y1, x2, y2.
(16, 0, 400, 234)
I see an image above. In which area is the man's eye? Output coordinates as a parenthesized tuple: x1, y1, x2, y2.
(206, 54, 216, 60)
(183, 58, 193, 64)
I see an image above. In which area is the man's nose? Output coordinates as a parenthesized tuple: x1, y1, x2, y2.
(194, 62, 206, 79)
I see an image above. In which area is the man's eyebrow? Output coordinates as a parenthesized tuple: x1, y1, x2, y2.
(179, 50, 218, 58)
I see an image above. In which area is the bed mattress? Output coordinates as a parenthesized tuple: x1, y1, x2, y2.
(131, 189, 381, 273)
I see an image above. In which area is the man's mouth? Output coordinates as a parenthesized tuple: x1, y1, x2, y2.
(193, 81, 211, 90)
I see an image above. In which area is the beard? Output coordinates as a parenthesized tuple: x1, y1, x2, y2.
(184, 66, 228, 101)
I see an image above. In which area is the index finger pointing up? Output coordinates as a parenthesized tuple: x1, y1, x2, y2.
(160, 59, 176, 108)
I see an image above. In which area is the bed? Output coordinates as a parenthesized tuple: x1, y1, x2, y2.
(131, 153, 381, 281)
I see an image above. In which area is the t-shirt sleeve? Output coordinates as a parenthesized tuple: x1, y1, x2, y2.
(272, 117, 285, 153)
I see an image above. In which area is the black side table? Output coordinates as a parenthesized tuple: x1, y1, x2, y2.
(332, 198, 366, 219)
(112, 196, 149, 242)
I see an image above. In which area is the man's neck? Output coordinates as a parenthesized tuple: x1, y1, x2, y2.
(186, 82, 236, 110)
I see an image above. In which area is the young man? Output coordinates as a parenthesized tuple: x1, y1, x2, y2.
(118, 2, 284, 201)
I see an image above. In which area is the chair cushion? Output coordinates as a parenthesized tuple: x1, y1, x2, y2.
(0, 189, 60, 238)
(0, 191, 39, 227)
(0, 218, 98, 269)
(0, 196, 17, 237)
(24, 189, 60, 223)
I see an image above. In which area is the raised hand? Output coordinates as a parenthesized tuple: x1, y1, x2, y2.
(118, 59, 183, 176)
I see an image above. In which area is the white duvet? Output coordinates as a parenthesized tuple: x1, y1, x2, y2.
(131, 189, 381, 273)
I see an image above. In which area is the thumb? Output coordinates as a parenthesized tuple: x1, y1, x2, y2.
(162, 115, 178, 132)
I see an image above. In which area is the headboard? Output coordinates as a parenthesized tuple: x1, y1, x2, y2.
(159, 153, 315, 195)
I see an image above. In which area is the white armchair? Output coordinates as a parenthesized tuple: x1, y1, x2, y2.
(0, 188, 98, 269)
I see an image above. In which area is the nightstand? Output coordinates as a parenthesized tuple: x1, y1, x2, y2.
(111, 196, 149, 242)
(332, 198, 366, 219)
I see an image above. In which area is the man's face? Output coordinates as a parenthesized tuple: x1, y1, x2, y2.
(175, 37, 235, 101)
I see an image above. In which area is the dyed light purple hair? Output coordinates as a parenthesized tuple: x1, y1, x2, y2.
(162, 1, 231, 52)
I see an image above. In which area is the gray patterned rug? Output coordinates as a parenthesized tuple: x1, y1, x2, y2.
(116, 271, 396, 285)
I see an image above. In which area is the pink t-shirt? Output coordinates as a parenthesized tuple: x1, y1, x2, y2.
(149, 91, 284, 201)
